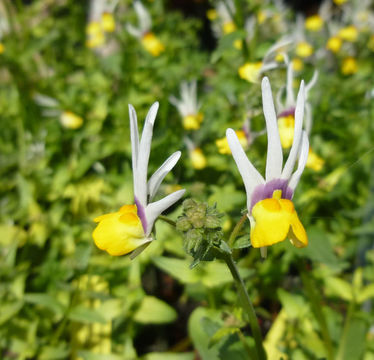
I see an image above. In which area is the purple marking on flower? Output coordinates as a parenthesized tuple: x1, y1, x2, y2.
(250, 179, 293, 212)
(135, 197, 147, 233)
(278, 107, 295, 118)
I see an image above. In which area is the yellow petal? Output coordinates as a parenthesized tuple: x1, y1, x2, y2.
(92, 207, 147, 256)
(251, 197, 307, 248)
(238, 62, 263, 83)
(142, 32, 165, 56)
(278, 115, 295, 149)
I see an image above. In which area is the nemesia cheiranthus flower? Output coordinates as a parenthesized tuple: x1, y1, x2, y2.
(306, 148, 325, 171)
(0, 42, 4, 54)
(227, 77, 309, 256)
(341, 56, 358, 75)
(127, 1, 165, 56)
(216, 130, 248, 155)
(305, 15, 324, 32)
(169, 81, 203, 130)
(276, 61, 318, 138)
(190, 148, 207, 170)
(93, 102, 185, 258)
(337, 25, 358, 42)
(326, 36, 342, 53)
(60, 111, 84, 129)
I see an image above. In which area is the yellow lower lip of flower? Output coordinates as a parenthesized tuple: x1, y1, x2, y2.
(142, 32, 165, 56)
(101, 12, 115, 33)
(206, 9, 217, 21)
(296, 42, 313, 58)
(305, 15, 323, 32)
(306, 149, 324, 171)
(238, 62, 263, 83)
(278, 115, 295, 149)
(333, 0, 347, 4)
(216, 130, 248, 154)
(60, 111, 83, 129)
(338, 26, 358, 42)
(183, 113, 203, 130)
(341, 57, 358, 75)
(251, 196, 307, 248)
(223, 21, 236, 35)
(190, 148, 207, 169)
(257, 11, 266, 24)
(292, 58, 304, 71)
(326, 36, 342, 53)
(0, 43, 4, 54)
(93, 204, 148, 256)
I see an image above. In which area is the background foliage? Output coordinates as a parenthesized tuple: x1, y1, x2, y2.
(0, 0, 374, 359)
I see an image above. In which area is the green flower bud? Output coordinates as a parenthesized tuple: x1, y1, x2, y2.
(176, 217, 192, 232)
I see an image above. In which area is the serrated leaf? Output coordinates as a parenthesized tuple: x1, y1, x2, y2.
(134, 296, 177, 324)
(232, 235, 251, 249)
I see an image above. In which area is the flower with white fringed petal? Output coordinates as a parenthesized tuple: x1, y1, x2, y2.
(93, 102, 185, 258)
(127, 1, 165, 56)
(227, 77, 309, 257)
(276, 59, 318, 146)
(169, 81, 203, 130)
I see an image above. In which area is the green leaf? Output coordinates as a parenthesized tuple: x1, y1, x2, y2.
(277, 289, 308, 319)
(357, 284, 374, 303)
(134, 296, 177, 324)
(324, 277, 353, 302)
(232, 235, 251, 250)
(68, 305, 107, 324)
(0, 301, 24, 325)
(24, 293, 65, 316)
(141, 353, 194, 360)
(38, 344, 70, 360)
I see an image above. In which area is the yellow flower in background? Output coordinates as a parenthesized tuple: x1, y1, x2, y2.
(223, 21, 236, 34)
(93, 205, 148, 256)
(341, 57, 358, 75)
(326, 36, 342, 53)
(257, 10, 267, 24)
(183, 113, 203, 130)
(278, 115, 295, 149)
(234, 39, 243, 50)
(238, 62, 263, 83)
(206, 9, 218, 21)
(369, 35, 374, 51)
(333, 0, 348, 5)
(190, 148, 207, 170)
(0, 43, 4, 54)
(338, 25, 358, 42)
(306, 149, 324, 171)
(216, 130, 248, 155)
(305, 15, 323, 32)
(141, 32, 165, 56)
(101, 12, 115, 32)
(251, 191, 307, 248)
(86, 21, 105, 48)
(60, 111, 83, 129)
(275, 53, 284, 62)
(296, 42, 313, 58)
(292, 58, 304, 71)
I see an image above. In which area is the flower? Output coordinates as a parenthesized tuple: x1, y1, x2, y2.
(338, 25, 358, 42)
(296, 41, 313, 58)
(276, 61, 318, 141)
(216, 130, 248, 154)
(227, 77, 309, 255)
(306, 148, 324, 171)
(169, 81, 203, 130)
(326, 36, 342, 53)
(292, 58, 304, 71)
(333, 0, 347, 5)
(93, 102, 185, 258)
(60, 111, 84, 129)
(0, 43, 4, 54)
(190, 148, 207, 170)
(341, 57, 358, 75)
(127, 1, 164, 56)
(305, 15, 324, 32)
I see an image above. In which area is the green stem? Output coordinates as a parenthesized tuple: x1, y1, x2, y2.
(228, 212, 248, 247)
(300, 267, 334, 360)
(223, 252, 266, 360)
(158, 215, 176, 227)
(336, 300, 355, 360)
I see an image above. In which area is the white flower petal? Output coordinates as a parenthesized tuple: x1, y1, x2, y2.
(135, 102, 159, 206)
(288, 131, 309, 192)
(226, 128, 264, 208)
(286, 61, 295, 107)
(282, 80, 305, 180)
(262, 77, 283, 181)
(148, 151, 181, 201)
(129, 104, 140, 174)
(134, 0, 152, 33)
(145, 189, 185, 236)
(305, 70, 318, 95)
(126, 24, 142, 38)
